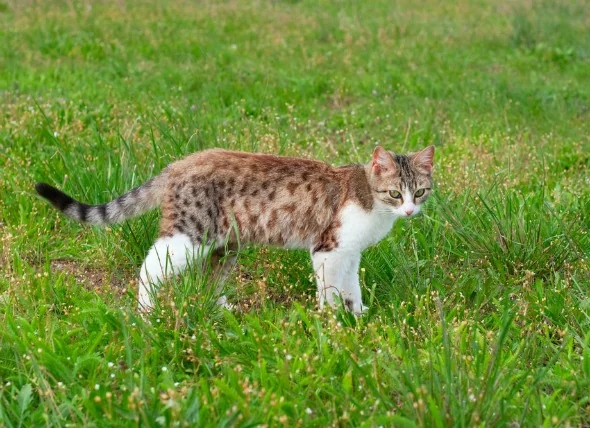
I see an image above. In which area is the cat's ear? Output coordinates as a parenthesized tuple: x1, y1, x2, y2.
(412, 145, 435, 174)
(372, 146, 396, 174)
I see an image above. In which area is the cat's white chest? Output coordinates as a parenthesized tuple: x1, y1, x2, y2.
(338, 202, 398, 251)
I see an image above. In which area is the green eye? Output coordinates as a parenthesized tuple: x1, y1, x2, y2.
(415, 189, 426, 198)
(389, 190, 402, 199)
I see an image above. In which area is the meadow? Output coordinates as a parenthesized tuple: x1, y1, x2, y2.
(0, 0, 589, 425)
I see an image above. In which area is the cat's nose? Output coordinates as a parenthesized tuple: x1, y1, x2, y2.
(405, 208, 414, 216)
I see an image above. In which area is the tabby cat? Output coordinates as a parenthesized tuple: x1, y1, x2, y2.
(36, 145, 434, 314)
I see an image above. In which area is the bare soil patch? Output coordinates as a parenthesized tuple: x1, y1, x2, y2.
(50, 259, 131, 297)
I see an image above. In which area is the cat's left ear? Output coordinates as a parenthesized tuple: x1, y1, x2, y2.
(412, 145, 435, 174)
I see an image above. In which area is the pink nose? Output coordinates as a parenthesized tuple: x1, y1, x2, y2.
(405, 208, 414, 216)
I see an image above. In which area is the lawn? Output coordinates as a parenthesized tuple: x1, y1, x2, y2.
(0, 0, 589, 425)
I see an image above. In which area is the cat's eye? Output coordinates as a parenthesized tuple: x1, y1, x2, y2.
(414, 189, 426, 198)
(389, 190, 402, 199)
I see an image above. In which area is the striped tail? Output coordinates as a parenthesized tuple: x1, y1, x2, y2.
(35, 175, 167, 225)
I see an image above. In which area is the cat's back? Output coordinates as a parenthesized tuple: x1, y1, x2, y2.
(170, 148, 334, 178)
(164, 149, 343, 247)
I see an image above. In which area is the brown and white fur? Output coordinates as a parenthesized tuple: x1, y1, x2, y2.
(36, 146, 434, 314)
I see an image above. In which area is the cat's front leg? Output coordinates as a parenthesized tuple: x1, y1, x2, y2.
(311, 250, 367, 315)
(340, 253, 367, 315)
(311, 250, 348, 310)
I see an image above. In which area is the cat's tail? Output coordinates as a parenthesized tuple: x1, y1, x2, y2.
(35, 173, 168, 225)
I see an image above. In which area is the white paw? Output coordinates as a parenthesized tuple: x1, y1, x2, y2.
(138, 301, 154, 320)
(355, 304, 369, 316)
(216, 295, 234, 311)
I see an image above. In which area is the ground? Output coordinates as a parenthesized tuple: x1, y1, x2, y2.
(0, 0, 589, 426)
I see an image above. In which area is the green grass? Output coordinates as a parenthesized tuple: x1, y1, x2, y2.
(1, 0, 589, 425)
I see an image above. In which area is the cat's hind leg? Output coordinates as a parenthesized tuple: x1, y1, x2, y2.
(138, 233, 210, 312)
(210, 247, 238, 310)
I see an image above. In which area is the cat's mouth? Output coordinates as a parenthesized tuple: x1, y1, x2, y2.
(399, 206, 420, 217)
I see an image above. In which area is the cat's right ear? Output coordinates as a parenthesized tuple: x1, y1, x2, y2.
(372, 146, 396, 175)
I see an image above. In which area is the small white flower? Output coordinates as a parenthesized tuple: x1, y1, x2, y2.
(107, 362, 114, 368)
(53, 132, 59, 137)
(94, 384, 100, 390)
(174, 382, 179, 387)
(286, 355, 293, 361)
(162, 366, 168, 372)
(305, 408, 313, 415)
(57, 382, 63, 387)
(5, 382, 11, 387)
(110, 374, 115, 378)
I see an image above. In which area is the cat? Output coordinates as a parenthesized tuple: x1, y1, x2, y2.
(35, 145, 434, 314)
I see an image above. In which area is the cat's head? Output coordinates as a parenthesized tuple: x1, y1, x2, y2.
(368, 145, 435, 217)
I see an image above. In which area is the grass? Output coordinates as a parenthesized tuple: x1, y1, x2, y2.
(0, 0, 589, 425)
